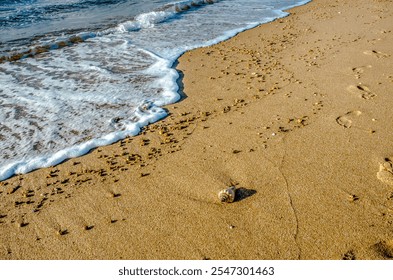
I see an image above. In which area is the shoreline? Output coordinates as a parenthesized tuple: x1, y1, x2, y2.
(1, 0, 393, 259)
(0, 0, 309, 183)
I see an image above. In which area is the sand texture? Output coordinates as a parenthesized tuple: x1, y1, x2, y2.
(1, 0, 393, 260)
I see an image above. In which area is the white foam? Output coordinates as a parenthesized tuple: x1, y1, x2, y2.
(117, 11, 176, 32)
(0, 102, 167, 181)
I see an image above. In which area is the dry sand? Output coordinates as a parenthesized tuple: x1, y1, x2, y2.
(1, 0, 393, 260)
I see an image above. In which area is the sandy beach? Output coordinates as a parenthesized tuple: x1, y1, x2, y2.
(1, 0, 393, 260)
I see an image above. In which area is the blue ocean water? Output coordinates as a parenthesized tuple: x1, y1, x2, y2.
(0, 0, 310, 180)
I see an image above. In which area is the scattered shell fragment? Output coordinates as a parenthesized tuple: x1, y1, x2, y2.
(218, 186, 236, 203)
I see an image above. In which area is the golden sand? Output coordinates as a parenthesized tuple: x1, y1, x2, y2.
(1, 0, 393, 259)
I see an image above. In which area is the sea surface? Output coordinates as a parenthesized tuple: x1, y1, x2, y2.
(0, 0, 310, 180)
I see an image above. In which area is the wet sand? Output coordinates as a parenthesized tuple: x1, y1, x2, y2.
(1, 0, 393, 259)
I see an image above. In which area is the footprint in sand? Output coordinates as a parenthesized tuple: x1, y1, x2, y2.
(374, 240, 393, 259)
(377, 157, 393, 186)
(363, 50, 389, 58)
(351, 65, 372, 79)
(347, 84, 376, 100)
(336, 110, 362, 128)
(352, 67, 364, 79)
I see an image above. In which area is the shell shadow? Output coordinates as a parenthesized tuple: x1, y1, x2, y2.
(234, 187, 257, 202)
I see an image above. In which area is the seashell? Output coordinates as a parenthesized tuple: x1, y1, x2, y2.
(218, 186, 236, 203)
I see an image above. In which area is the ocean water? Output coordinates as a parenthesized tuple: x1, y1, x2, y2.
(0, 0, 310, 180)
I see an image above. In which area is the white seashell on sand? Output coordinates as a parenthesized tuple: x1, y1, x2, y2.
(218, 186, 236, 203)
